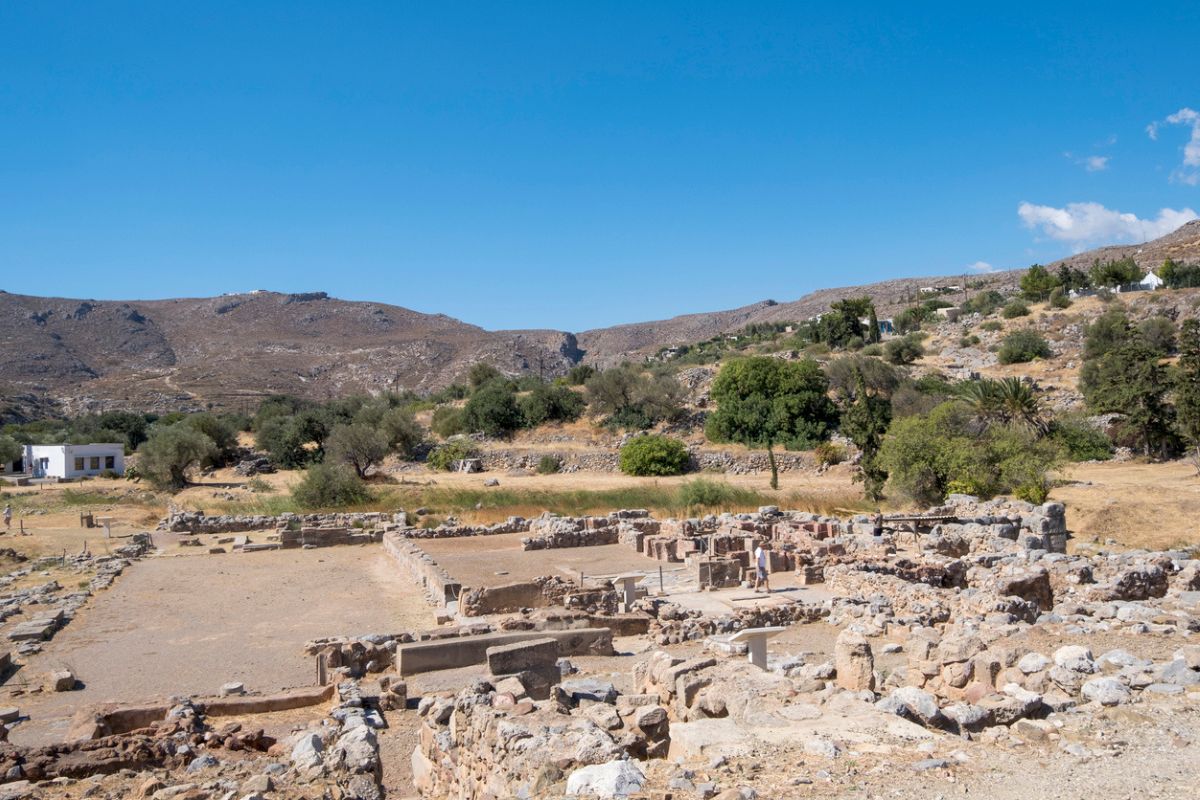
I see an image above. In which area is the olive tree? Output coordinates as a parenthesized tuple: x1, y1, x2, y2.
(705, 356, 838, 489)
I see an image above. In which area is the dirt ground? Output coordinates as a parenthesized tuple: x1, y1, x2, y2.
(4, 546, 433, 747)
(1056, 460, 1200, 552)
(414, 531, 676, 587)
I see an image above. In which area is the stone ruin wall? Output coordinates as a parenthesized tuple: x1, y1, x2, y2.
(478, 447, 815, 475)
(158, 510, 407, 535)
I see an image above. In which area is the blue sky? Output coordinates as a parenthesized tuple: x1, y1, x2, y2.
(2, 2, 1199, 331)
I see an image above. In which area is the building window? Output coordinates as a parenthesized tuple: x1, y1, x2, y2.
(75, 457, 85, 471)
(89, 456, 100, 470)
(105, 456, 115, 469)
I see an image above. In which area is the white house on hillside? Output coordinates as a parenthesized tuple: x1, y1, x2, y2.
(19, 443, 125, 479)
(1139, 271, 1164, 290)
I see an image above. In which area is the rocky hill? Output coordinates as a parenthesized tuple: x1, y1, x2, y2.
(3, 221, 1199, 418)
(0, 291, 580, 417)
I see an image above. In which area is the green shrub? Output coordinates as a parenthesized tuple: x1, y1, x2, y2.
(1002, 300, 1030, 319)
(962, 290, 1005, 316)
(877, 401, 1061, 505)
(464, 381, 523, 436)
(427, 438, 480, 471)
(565, 364, 597, 386)
(1048, 287, 1071, 309)
(246, 476, 274, 493)
(1049, 417, 1113, 461)
(291, 463, 373, 509)
(958, 335, 981, 348)
(1138, 315, 1177, 355)
(997, 329, 1052, 364)
(536, 454, 562, 474)
(619, 435, 690, 476)
(813, 441, 846, 466)
(678, 479, 747, 508)
(980, 320, 1003, 332)
(861, 343, 883, 357)
(883, 335, 925, 365)
(519, 384, 586, 427)
(431, 406, 467, 438)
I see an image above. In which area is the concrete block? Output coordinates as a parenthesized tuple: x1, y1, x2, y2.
(487, 637, 558, 675)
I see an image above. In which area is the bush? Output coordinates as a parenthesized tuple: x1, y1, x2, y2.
(246, 476, 274, 493)
(291, 463, 373, 509)
(565, 364, 596, 386)
(884, 335, 924, 365)
(678, 479, 744, 508)
(959, 335, 981, 348)
(997, 329, 1052, 364)
(1138, 315, 1177, 355)
(813, 441, 846, 466)
(431, 406, 467, 438)
(861, 343, 883, 357)
(980, 320, 1003, 332)
(962, 290, 1005, 316)
(464, 381, 523, 437)
(587, 366, 684, 429)
(1049, 417, 1113, 461)
(619, 435, 689, 476)
(380, 407, 424, 457)
(427, 438, 480, 471)
(878, 402, 1060, 505)
(536, 454, 562, 474)
(1002, 300, 1030, 319)
(519, 384, 586, 427)
(1048, 287, 1071, 309)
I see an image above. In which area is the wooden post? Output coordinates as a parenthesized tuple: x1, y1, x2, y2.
(658, 566, 664, 595)
(316, 654, 327, 686)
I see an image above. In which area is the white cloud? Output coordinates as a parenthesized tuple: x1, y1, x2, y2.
(1147, 107, 1200, 184)
(967, 261, 997, 273)
(1064, 151, 1110, 172)
(1017, 201, 1198, 250)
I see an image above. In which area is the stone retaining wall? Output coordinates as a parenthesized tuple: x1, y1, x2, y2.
(158, 510, 406, 535)
(478, 447, 815, 475)
(382, 532, 462, 605)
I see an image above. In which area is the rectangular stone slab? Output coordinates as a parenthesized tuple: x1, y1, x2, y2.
(396, 628, 613, 675)
(486, 637, 558, 675)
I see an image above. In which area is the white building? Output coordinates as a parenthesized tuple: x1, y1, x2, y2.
(21, 443, 125, 479)
(1139, 271, 1164, 290)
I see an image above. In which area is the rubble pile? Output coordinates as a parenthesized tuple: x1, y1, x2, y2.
(2, 534, 151, 657)
(412, 676, 671, 799)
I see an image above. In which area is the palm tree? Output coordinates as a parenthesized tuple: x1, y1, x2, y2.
(958, 377, 1047, 434)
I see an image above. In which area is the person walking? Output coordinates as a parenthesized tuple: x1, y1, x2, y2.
(2, 504, 11, 532)
(753, 541, 771, 593)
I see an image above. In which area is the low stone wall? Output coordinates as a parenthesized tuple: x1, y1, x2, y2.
(279, 526, 381, 548)
(477, 447, 815, 475)
(400, 517, 527, 540)
(158, 510, 406, 535)
(395, 628, 613, 675)
(382, 532, 461, 606)
(460, 575, 576, 616)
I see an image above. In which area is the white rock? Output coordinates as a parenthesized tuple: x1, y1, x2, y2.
(1053, 645, 1096, 673)
(1017, 652, 1050, 674)
(1081, 676, 1131, 706)
(290, 732, 324, 777)
(566, 759, 646, 798)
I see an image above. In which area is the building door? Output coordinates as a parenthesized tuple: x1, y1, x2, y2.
(34, 458, 49, 478)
